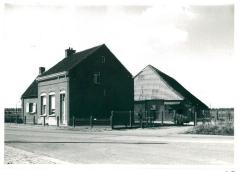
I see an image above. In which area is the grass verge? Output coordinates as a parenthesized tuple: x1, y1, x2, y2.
(185, 122, 234, 136)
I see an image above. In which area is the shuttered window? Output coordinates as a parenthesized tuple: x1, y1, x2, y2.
(26, 103, 36, 114)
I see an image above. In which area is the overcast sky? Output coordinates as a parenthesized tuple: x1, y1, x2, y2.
(1, 0, 236, 108)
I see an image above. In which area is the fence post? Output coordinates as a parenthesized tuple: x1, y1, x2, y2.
(140, 113, 143, 128)
(57, 116, 59, 127)
(33, 116, 35, 125)
(43, 116, 46, 126)
(73, 116, 75, 128)
(194, 112, 197, 126)
(173, 110, 176, 125)
(203, 110, 205, 124)
(110, 111, 114, 129)
(129, 111, 132, 128)
(161, 111, 164, 125)
(145, 111, 148, 127)
(24, 116, 26, 124)
(90, 115, 93, 128)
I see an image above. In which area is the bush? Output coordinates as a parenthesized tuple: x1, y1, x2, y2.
(186, 122, 234, 136)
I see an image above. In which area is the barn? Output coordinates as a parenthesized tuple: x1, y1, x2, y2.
(134, 65, 208, 124)
(21, 44, 133, 126)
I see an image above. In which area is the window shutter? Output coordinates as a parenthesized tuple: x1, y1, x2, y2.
(43, 97, 46, 105)
(33, 103, 36, 113)
(26, 103, 29, 113)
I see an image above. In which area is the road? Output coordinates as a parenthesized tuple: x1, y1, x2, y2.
(4, 124, 234, 164)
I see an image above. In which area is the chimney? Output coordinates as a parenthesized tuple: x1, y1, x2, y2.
(65, 47, 76, 58)
(39, 67, 45, 75)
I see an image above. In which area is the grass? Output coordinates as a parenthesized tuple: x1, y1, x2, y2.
(185, 121, 234, 136)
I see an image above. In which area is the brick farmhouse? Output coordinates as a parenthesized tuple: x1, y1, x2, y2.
(21, 44, 133, 126)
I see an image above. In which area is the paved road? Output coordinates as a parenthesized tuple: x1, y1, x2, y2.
(4, 124, 234, 164)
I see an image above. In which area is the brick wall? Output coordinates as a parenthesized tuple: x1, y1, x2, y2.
(37, 77, 69, 125)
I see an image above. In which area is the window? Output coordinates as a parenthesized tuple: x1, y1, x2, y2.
(101, 56, 105, 63)
(29, 103, 33, 112)
(93, 72, 101, 84)
(150, 105, 156, 110)
(41, 96, 46, 115)
(26, 103, 36, 113)
(103, 89, 106, 96)
(49, 94, 56, 115)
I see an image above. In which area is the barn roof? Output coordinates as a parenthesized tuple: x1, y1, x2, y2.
(21, 79, 38, 99)
(40, 44, 104, 77)
(136, 65, 208, 109)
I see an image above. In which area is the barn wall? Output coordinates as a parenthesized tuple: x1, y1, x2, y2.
(134, 66, 183, 101)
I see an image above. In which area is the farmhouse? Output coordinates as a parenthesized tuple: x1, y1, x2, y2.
(134, 65, 208, 124)
(21, 44, 133, 126)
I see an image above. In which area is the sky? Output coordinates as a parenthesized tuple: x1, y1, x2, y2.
(0, 0, 237, 109)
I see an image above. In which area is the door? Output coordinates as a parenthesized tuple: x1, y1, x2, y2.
(60, 93, 66, 125)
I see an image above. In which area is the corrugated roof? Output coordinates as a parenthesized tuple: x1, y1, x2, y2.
(21, 79, 38, 99)
(140, 65, 208, 109)
(40, 44, 104, 77)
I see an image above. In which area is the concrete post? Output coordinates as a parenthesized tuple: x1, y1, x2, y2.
(161, 111, 164, 125)
(173, 110, 176, 125)
(129, 111, 132, 128)
(24, 116, 26, 124)
(73, 116, 75, 128)
(90, 116, 93, 128)
(43, 116, 46, 126)
(110, 111, 114, 129)
(194, 112, 197, 126)
(140, 116, 143, 128)
(33, 116, 35, 125)
(57, 116, 59, 127)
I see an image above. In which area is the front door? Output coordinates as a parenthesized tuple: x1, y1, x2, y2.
(60, 93, 66, 125)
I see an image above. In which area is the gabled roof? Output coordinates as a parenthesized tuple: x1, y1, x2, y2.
(21, 79, 38, 99)
(135, 65, 208, 109)
(40, 44, 104, 77)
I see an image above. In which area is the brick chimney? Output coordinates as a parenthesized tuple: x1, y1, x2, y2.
(39, 67, 45, 75)
(65, 47, 76, 58)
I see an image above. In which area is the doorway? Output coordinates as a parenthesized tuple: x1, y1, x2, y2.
(60, 93, 66, 125)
